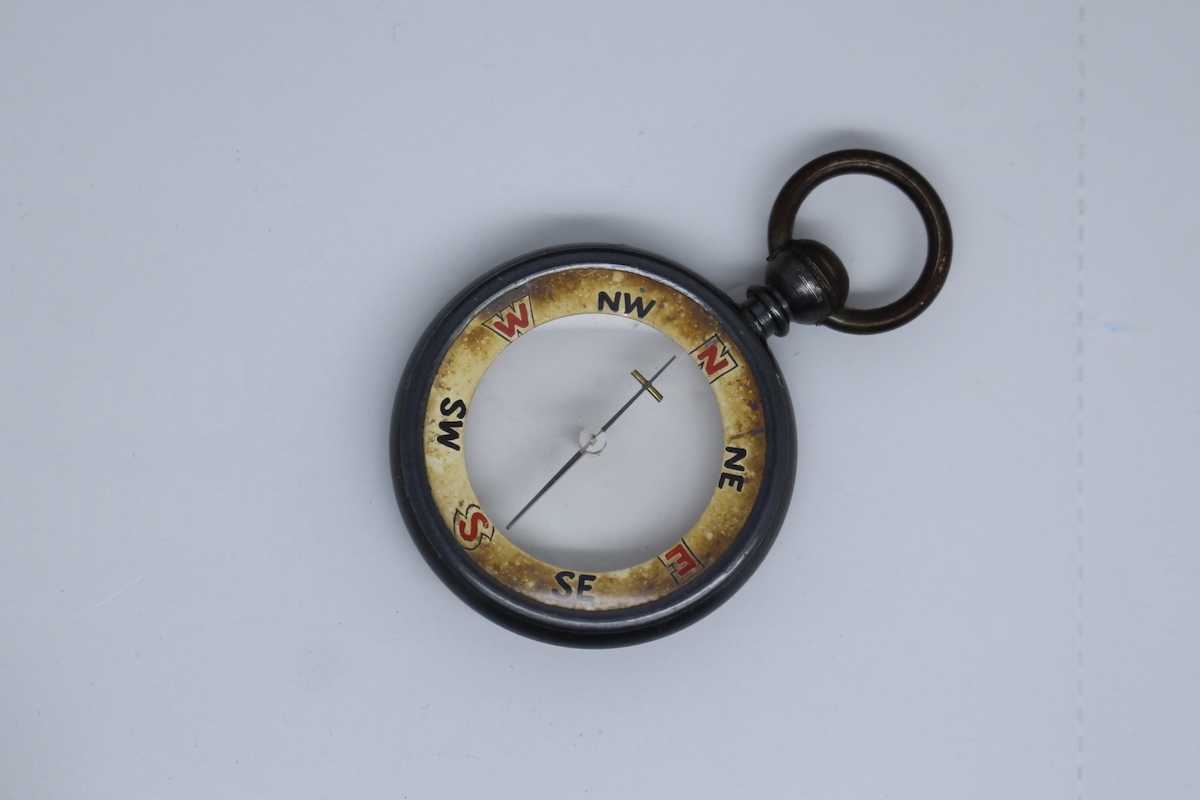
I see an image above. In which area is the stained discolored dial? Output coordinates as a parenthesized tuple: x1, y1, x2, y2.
(393, 246, 796, 646)
(422, 265, 766, 610)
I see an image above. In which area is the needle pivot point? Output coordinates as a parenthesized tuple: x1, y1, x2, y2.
(578, 428, 607, 457)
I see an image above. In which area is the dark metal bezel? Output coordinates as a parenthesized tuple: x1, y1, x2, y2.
(390, 244, 797, 647)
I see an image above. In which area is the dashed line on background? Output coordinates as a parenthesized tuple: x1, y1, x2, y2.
(1076, 4, 1087, 799)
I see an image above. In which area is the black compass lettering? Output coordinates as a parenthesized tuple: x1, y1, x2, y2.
(552, 571, 597, 603)
(717, 445, 748, 492)
(597, 290, 656, 319)
(436, 396, 467, 450)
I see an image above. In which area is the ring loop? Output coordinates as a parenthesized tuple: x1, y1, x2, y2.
(767, 149, 953, 334)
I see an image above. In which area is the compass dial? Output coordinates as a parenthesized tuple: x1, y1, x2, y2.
(392, 245, 796, 646)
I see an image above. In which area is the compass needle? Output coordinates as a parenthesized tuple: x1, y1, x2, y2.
(507, 355, 675, 529)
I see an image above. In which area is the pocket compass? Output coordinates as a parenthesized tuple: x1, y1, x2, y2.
(391, 150, 952, 646)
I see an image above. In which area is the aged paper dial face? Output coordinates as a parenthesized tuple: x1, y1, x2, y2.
(419, 264, 766, 612)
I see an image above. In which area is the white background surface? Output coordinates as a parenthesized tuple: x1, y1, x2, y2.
(2, 2, 1197, 798)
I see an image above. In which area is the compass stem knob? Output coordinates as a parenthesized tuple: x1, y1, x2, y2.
(741, 239, 850, 338)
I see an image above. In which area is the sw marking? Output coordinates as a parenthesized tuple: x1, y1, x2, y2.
(436, 396, 467, 451)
